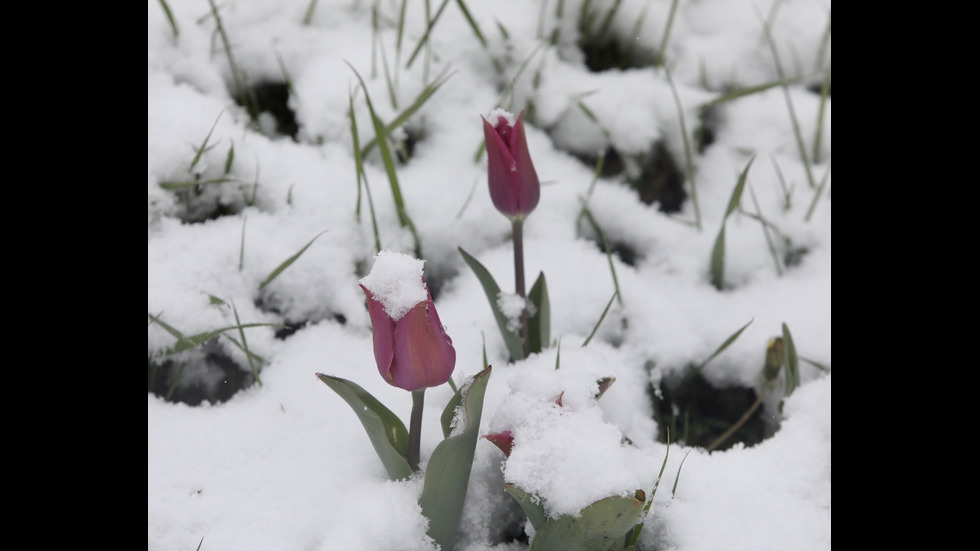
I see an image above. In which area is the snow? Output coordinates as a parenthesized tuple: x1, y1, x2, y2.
(360, 251, 428, 320)
(148, 1, 830, 550)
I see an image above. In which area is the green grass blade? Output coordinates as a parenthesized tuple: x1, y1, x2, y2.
(148, 313, 283, 355)
(578, 200, 623, 305)
(664, 67, 701, 231)
(349, 87, 382, 251)
(804, 159, 831, 222)
(347, 62, 423, 256)
(455, 0, 487, 48)
(758, 12, 816, 190)
(302, 0, 319, 25)
(709, 225, 726, 291)
(671, 449, 691, 497)
(458, 247, 524, 362)
(158, 178, 235, 190)
(405, 0, 452, 68)
(800, 355, 830, 373)
(709, 156, 755, 290)
(189, 111, 223, 172)
(812, 64, 830, 164)
(582, 290, 617, 348)
(360, 66, 453, 157)
(231, 301, 261, 386)
(748, 185, 784, 276)
(696, 318, 753, 371)
(699, 77, 800, 110)
(769, 154, 792, 210)
(258, 230, 328, 290)
(654, 0, 679, 67)
(157, 0, 179, 39)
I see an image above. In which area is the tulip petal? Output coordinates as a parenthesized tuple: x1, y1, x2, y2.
(510, 113, 540, 214)
(390, 295, 456, 391)
(361, 284, 396, 384)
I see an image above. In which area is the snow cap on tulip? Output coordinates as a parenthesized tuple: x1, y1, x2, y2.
(482, 109, 540, 219)
(359, 251, 456, 391)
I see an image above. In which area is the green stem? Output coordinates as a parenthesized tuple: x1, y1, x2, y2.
(512, 218, 529, 357)
(408, 389, 425, 471)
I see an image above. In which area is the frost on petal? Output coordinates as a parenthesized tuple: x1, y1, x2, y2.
(359, 251, 427, 320)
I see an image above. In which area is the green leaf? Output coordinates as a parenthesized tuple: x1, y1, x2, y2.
(458, 247, 524, 362)
(696, 318, 753, 371)
(315, 374, 412, 481)
(781, 323, 800, 396)
(529, 493, 646, 551)
(527, 272, 550, 354)
(258, 230, 327, 290)
(440, 387, 463, 440)
(709, 156, 755, 290)
(505, 483, 547, 531)
(419, 366, 492, 549)
(147, 313, 283, 356)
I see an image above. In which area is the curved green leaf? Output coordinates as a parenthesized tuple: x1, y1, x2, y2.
(458, 247, 524, 361)
(527, 272, 550, 354)
(781, 323, 800, 396)
(259, 230, 327, 290)
(315, 373, 412, 481)
(419, 366, 492, 549)
(529, 493, 646, 551)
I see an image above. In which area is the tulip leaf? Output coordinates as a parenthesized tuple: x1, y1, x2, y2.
(458, 247, 525, 362)
(528, 493, 646, 551)
(527, 271, 550, 354)
(504, 483, 548, 531)
(419, 365, 492, 550)
(440, 385, 463, 440)
(315, 373, 412, 481)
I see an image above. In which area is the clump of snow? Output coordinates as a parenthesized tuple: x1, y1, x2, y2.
(496, 292, 533, 334)
(359, 251, 428, 321)
(486, 108, 517, 128)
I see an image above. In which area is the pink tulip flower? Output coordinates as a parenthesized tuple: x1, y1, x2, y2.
(361, 282, 456, 391)
(482, 109, 540, 219)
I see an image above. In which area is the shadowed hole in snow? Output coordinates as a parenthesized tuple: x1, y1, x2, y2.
(651, 366, 780, 451)
(148, 338, 257, 406)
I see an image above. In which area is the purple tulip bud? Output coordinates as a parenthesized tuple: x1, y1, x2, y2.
(484, 430, 514, 457)
(360, 253, 456, 391)
(482, 109, 540, 219)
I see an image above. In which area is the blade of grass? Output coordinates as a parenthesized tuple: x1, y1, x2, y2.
(671, 449, 691, 496)
(781, 322, 800, 395)
(148, 313, 284, 355)
(758, 9, 816, 190)
(664, 67, 701, 231)
(189, 111, 224, 172)
(258, 230, 328, 290)
(695, 318, 753, 371)
(360, 66, 454, 158)
(812, 63, 831, 164)
(748, 185, 784, 276)
(349, 88, 382, 252)
(582, 290, 617, 347)
(231, 301, 262, 386)
(625, 428, 670, 548)
(158, 178, 235, 190)
(405, 0, 452, 68)
(709, 156, 755, 290)
(303, 0, 319, 25)
(578, 199, 623, 305)
(769, 154, 792, 210)
(207, 0, 258, 121)
(346, 62, 422, 257)
(238, 216, 247, 271)
(804, 160, 830, 222)
(698, 76, 800, 110)
(158, 0, 179, 40)
(654, 0, 679, 67)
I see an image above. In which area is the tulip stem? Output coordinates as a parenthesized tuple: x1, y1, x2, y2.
(408, 389, 425, 472)
(512, 218, 530, 358)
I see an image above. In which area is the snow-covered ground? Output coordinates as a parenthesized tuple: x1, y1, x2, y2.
(148, 1, 831, 549)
